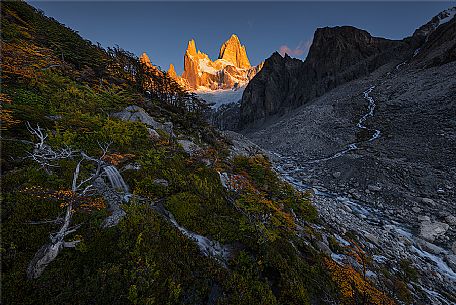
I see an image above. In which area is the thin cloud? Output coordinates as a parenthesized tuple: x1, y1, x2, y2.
(278, 39, 312, 57)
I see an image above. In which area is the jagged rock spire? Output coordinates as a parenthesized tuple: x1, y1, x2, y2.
(165, 34, 261, 90)
(139, 52, 152, 67)
(218, 34, 251, 68)
(167, 63, 177, 78)
(186, 39, 197, 56)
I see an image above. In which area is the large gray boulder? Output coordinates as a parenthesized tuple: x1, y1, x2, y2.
(419, 220, 449, 242)
(112, 106, 175, 137)
(177, 139, 202, 156)
(112, 105, 160, 128)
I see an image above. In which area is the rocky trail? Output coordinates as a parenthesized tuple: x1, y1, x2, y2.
(267, 64, 456, 304)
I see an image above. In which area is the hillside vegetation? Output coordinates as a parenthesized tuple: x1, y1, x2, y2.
(1, 2, 398, 304)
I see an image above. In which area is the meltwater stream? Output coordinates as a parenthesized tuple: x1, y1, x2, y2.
(102, 165, 231, 263)
(307, 85, 381, 164)
(271, 83, 455, 304)
(103, 165, 129, 194)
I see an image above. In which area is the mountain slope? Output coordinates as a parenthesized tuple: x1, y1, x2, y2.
(1, 2, 400, 305)
(239, 26, 408, 128)
(411, 9, 456, 66)
(240, 8, 456, 304)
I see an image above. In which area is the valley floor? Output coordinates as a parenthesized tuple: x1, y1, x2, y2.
(242, 61, 456, 304)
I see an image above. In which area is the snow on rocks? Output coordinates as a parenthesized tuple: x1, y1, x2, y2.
(197, 87, 244, 109)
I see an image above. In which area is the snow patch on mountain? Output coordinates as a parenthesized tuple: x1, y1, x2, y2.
(438, 7, 456, 26)
(197, 87, 244, 109)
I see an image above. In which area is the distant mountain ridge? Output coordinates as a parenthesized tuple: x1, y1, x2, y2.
(141, 34, 263, 91)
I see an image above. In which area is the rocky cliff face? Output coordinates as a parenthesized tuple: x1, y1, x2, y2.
(139, 52, 163, 76)
(240, 52, 303, 125)
(239, 26, 407, 128)
(412, 7, 456, 42)
(164, 34, 263, 91)
(411, 9, 456, 67)
(218, 34, 251, 69)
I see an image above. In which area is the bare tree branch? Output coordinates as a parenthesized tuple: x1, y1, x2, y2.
(26, 122, 75, 172)
(25, 123, 114, 279)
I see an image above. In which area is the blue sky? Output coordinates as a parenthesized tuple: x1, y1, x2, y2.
(30, 1, 454, 73)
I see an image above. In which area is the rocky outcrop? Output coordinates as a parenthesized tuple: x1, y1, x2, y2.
(218, 34, 251, 69)
(177, 139, 202, 156)
(411, 7, 456, 44)
(239, 26, 407, 128)
(240, 52, 303, 126)
(112, 105, 175, 137)
(164, 35, 263, 91)
(139, 52, 162, 76)
(411, 9, 456, 67)
(167, 63, 177, 79)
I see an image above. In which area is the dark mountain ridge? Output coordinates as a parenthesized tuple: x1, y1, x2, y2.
(237, 10, 455, 128)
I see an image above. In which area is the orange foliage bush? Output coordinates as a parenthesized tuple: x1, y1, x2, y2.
(324, 258, 396, 305)
(21, 186, 106, 212)
(1, 40, 61, 81)
(102, 153, 135, 165)
(0, 105, 21, 130)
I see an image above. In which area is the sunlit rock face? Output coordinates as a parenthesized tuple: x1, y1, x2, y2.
(164, 34, 263, 91)
(139, 52, 162, 76)
(218, 34, 251, 69)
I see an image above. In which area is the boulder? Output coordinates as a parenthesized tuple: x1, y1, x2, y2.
(419, 220, 449, 242)
(412, 206, 422, 213)
(445, 254, 456, 272)
(153, 179, 169, 187)
(368, 185, 382, 192)
(112, 106, 175, 137)
(178, 139, 202, 156)
(113, 106, 157, 128)
(364, 232, 380, 245)
(444, 215, 456, 226)
(162, 122, 175, 137)
(147, 128, 160, 141)
(316, 241, 332, 256)
(421, 197, 435, 206)
(416, 238, 445, 255)
(418, 215, 431, 222)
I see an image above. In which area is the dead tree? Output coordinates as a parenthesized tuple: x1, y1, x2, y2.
(25, 123, 110, 279)
(26, 122, 74, 173)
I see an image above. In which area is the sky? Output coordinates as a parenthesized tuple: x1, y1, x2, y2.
(30, 1, 455, 74)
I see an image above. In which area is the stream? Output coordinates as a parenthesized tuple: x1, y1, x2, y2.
(102, 165, 231, 264)
(307, 85, 381, 164)
(271, 81, 456, 304)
